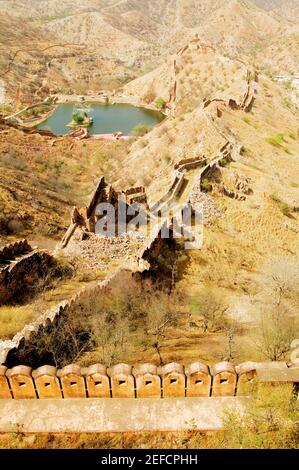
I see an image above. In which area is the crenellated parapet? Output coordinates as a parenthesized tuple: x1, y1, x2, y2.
(0, 240, 32, 269)
(0, 360, 298, 400)
(0, 240, 56, 306)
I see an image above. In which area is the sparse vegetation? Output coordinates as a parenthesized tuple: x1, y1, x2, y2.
(131, 123, 150, 136)
(288, 131, 296, 140)
(201, 178, 212, 192)
(155, 97, 167, 110)
(270, 194, 294, 217)
(242, 116, 251, 125)
(190, 288, 228, 333)
(10, 276, 183, 368)
(255, 305, 296, 361)
(1, 0, 299, 450)
(218, 158, 229, 167)
(266, 133, 285, 147)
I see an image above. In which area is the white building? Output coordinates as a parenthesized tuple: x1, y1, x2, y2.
(274, 75, 291, 83)
(274, 73, 299, 89)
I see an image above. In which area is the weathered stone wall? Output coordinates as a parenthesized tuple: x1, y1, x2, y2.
(0, 240, 55, 305)
(0, 397, 248, 432)
(0, 360, 298, 399)
(0, 214, 178, 367)
(0, 268, 135, 368)
(0, 240, 31, 263)
(61, 177, 148, 248)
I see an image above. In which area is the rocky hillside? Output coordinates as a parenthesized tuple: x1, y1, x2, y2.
(117, 33, 299, 344)
(253, 0, 299, 19)
(1, 0, 299, 106)
(0, 2, 298, 406)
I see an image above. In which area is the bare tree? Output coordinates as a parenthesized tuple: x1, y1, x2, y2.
(146, 292, 178, 365)
(90, 315, 130, 366)
(265, 259, 299, 306)
(223, 324, 239, 361)
(255, 304, 297, 361)
(190, 287, 228, 333)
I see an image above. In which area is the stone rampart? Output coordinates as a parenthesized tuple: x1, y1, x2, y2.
(0, 240, 55, 306)
(0, 360, 298, 399)
(0, 267, 133, 367)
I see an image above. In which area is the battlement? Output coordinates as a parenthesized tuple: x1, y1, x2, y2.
(0, 240, 32, 269)
(0, 240, 55, 306)
(1, 360, 298, 400)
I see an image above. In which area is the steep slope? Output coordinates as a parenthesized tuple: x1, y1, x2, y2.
(1, 0, 299, 106)
(123, 35, 254, 113)
(117, 35, 299, 337)
(101, 0, 225, 28)
(41, 12, 147, 62)
(252, 0, 299, 20)
(119, 36, 256, 201)
(0, 12, 138, 105)
(0, 1, 104, 18)
(0, 13, 74, 103)
(0, 120, 131, 244)
(198, 0, 293, 70)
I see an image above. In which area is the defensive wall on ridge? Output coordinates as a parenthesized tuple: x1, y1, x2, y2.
(0, 48, 274, 433)
(0, 136, 244, 368)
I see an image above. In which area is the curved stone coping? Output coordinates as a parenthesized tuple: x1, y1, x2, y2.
(185, 362, 210, 376)
(133, 363, 157, 377)
(81, 363, 107, 376)
(0, 361, 298, 400)
(210, 361, 236, 376)
(158, 362, 184, 376)
(32, 365, 57, 379)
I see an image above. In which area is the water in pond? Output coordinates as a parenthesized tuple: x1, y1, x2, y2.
(36, 103, 164, 136)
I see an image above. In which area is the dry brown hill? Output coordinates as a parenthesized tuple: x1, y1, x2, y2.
(41, 12, 147, 63)
(116, 35, 299, 347)
(1, 0, 299, 105)
(0, 12, 138, 104)
(0, 13, 66, 103)
(0, 9, 298, 379)
(253, 0, 299, 20)
(0, 1, 105, 18)
(199, 0, 299, 74)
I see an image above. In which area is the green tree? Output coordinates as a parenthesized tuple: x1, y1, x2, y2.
(131, 124, 150, 136)
(155, 97, 167, 110)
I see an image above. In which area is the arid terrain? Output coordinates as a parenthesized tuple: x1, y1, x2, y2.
(1, 0, 299, 105)
(0, 0, 298, 449)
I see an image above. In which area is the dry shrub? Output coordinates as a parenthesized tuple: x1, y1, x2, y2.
(254, 304, 297, 361)
(7, 274, 184, 368)
(189, 287, 229, 332)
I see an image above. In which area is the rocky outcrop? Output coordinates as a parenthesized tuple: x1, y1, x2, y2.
(220, 169, 253, 201)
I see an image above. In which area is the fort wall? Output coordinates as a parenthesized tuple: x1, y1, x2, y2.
(0, 360, 298, 400)
(0, 240, 55, 306)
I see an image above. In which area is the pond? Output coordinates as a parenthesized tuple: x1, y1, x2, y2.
(36, 103, 165, 136)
